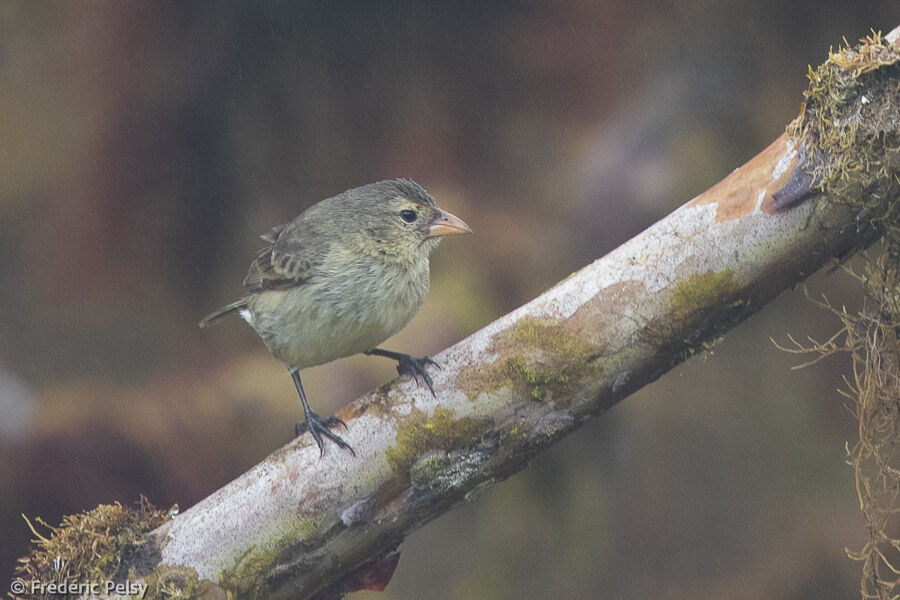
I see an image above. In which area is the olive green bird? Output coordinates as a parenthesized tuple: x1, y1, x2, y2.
(200, 179, 471, 455)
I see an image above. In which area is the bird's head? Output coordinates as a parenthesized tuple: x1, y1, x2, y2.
(338, 178, 471, 266)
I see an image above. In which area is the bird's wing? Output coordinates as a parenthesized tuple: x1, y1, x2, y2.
(243, 219, 322, 292)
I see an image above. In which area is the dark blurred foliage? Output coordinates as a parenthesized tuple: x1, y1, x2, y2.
(1, 1, 898, 598)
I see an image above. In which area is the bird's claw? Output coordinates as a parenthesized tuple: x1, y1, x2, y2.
(295, 412, 354, 457)
(395, 354, 439, 397)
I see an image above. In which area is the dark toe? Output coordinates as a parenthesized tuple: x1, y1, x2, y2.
(295, 412, 354, 456)
(395, 355, 437, 396)
(324, 415, 349, 431)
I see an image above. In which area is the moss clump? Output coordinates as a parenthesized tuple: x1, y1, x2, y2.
(13, 498, 173, 599)
(775, 31, 900, 600)
(386, 407, 485, 475)
(788, 31, 900, 252)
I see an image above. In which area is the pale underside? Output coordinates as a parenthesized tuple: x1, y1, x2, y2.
(243, 254, 430, 369)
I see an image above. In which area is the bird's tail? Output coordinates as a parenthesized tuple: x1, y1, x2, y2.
(199, 299, 248, 328)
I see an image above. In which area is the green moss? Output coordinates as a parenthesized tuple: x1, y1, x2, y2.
(409, 450, 452, 489)
(649, 269, 744, 361)
(669, 269, 739, 322)
(386, 407, 485, 475)
(499, 422, 532, 453)
(506, 356, 569, 400)
(502, 317, 603, 407)
(298, 515, 328, 542)
(508, 317, 598, 359)
(216, 514, 333, 600)
(457, 317, 603, 409)
(218, 545, 273, 600)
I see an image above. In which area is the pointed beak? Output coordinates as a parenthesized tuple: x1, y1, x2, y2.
(428, 209, 472, 238)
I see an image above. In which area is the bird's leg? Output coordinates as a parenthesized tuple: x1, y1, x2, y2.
(289, 368, 354, 457)
(364, 348, 440, 397)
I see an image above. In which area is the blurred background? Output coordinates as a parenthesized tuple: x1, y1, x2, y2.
(1, 2, 898, 598)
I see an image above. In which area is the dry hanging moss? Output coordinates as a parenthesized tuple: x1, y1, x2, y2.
(778, 258, 900, 599)
(10, 497, 173, 600)
(776, 31, 900, 600)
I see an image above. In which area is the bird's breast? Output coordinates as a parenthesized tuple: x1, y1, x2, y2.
(246, 259, 430, 368)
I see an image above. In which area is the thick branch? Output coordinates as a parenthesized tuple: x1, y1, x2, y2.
(83, 25, 900, 600)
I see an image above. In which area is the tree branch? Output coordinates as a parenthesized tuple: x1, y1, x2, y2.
(59, 25, 899, 600)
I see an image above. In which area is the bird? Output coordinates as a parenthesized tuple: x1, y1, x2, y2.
(199, 179, 471, 455)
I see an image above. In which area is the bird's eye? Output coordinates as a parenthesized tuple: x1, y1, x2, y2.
(400, 209, 417, 223)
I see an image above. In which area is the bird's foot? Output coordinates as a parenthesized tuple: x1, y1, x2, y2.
(295, 412, 354, 457)
(365, 348, 441, 396)
(395, 354, 440, 397)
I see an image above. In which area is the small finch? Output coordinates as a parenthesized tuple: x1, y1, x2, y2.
(200, 179, 471, 455)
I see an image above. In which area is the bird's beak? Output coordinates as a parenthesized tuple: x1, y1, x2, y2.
(428, 209, 472, 238)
